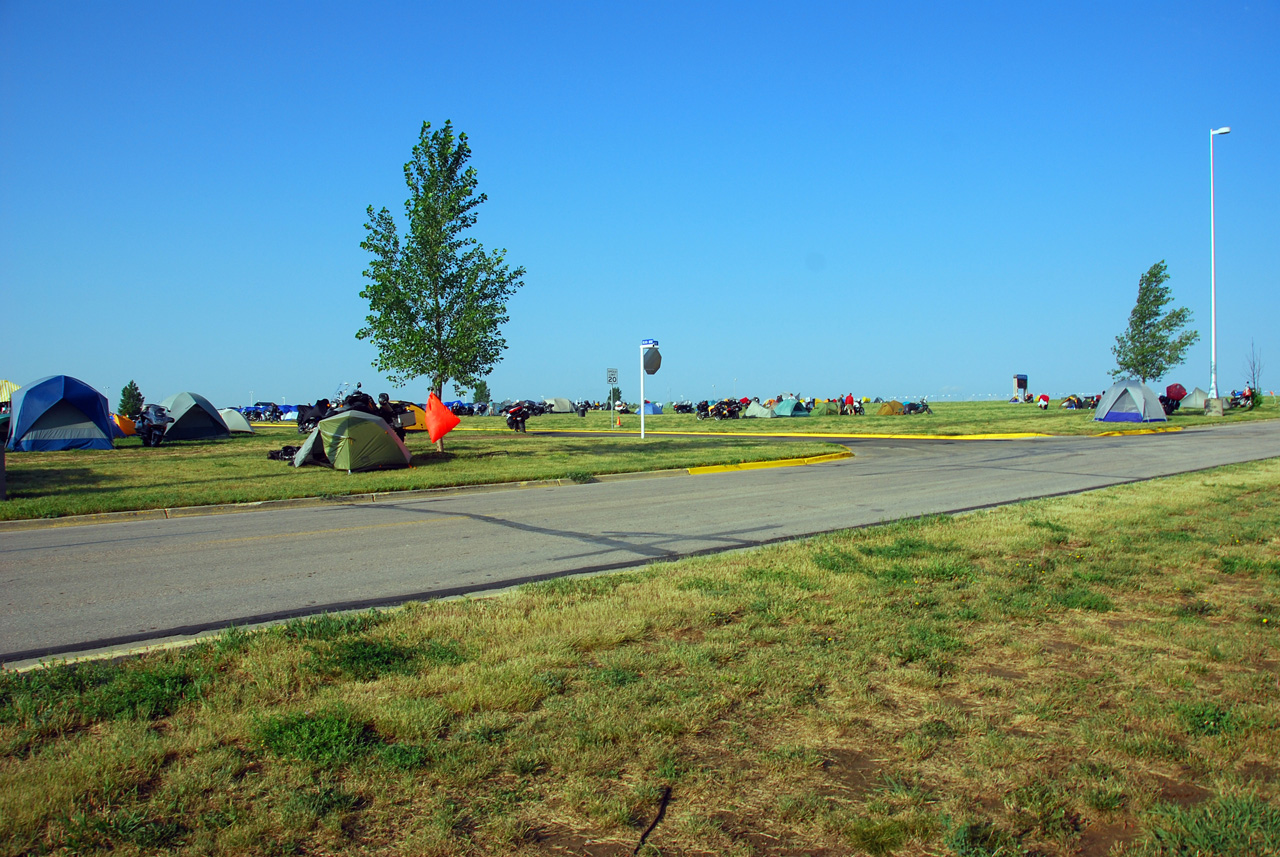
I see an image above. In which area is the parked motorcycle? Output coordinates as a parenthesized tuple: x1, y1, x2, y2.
(902, 398, 933, 415)
(707, 398, 743, 420)
(135, 403, 174, 447)
(671, 401, 696, 415)
(504, 401, 532, 432)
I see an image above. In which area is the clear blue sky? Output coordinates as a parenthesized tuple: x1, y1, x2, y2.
(2, 1, 1276, 407)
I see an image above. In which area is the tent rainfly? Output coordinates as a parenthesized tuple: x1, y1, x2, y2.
(218, 408, 255, 433)
(810, 401, 841, 416)
(6, 375, 115, 451)
(294, 410, 411, 472)
(1094, 380, 1166, 423)
(113, 413, 137, 437)
(743, 402, 774, 419)
(773, 398, 809, 417)
(160, 392, 231, 440)
(877, 400, 905, 416)
(1180, 387, 1209, 410)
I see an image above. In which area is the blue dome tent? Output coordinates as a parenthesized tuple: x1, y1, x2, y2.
(6, 375, 115, 451)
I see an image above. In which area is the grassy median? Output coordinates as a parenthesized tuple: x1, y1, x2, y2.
(3, 458, 1278, 855)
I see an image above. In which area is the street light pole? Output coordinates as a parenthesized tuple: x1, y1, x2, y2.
(1209, 126, 1231, 399)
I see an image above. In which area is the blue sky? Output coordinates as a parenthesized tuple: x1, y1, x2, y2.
(2, 1, 1276, 408)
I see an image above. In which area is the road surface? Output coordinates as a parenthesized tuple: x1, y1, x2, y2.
(3, 421, 1278, 666)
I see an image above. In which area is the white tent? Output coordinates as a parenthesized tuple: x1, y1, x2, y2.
(1181, 387, 1209, 410)
(1094, 380, 1166, 423)
(218, 408, 255, 433)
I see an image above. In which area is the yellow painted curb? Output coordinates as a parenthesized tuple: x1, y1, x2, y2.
(688, 448, 852, 474)
(1095, 425, 1185, 437)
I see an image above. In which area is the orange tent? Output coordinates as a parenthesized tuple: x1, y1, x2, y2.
(113, 413, 137, 436)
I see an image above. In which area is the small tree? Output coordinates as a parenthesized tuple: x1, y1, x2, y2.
(607, 386, 622, 407)
(1244, 339, 1264, 392)
(118, 380, 144, 419)
(1110, 260, 1200, 383)
(469, 379, 491, 404)
(358, 120, 525, 448)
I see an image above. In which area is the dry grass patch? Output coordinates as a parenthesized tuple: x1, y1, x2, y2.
(3, 459, 1280, 855)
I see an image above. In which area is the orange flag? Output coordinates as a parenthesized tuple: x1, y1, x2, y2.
(424, 393, 461, 443)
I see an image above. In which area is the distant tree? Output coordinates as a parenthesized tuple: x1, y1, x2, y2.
(1110, 261, 1200, 383)
(469, 379, 491, 403)
(608, 385, 622, 406)
(118, 380, 144, 419)
(1244, 339, 1264, 392)
(358, 120, 525, 447)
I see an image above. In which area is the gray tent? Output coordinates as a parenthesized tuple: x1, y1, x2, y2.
(1094, 380, 1166, 423)
(161, 392, 230, 440)
(217, 408, 255, 433)
(1180, 387, 1209, 410)
(743, 402, 774, 418)
(544, 397, 574, 413)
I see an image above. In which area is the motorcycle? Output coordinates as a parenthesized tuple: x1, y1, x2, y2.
(504, 401, 532, 432)
(902, 398, 933, 415)
(135, 403, 174, 447)
(671, 401, 696, 415)
(708, 398, 743, 420)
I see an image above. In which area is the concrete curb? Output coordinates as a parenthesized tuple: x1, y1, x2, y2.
(0, 451, 851, 533)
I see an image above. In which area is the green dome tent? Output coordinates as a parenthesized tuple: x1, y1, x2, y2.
(160, 392, 230, 440)
(293, 410, 411, 473)
(773, 398, 809, 417)
(743, 402, 774, 418)
(810, 401, 841, 416)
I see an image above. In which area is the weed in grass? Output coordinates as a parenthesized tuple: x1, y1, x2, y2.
(257, 708, 378, 765)
(93, 808, 190, 848)
(420, 639, 468, 666)
(1051, 586, 1114, 612)
(379, 742, 432, 769)
(844, 814, 913, 856)
(284, 781, 360, 823)
(593, 666, 641, 687)
(280, 610, 389, 641)
(946, 819, 1024, 856)
(859, 536, 937, 559)
(1173, 700, 1240, 736)
(314, 638, 418, 681)
(1219, 555, 1280, 576)
(1143, 793, 1280, 855)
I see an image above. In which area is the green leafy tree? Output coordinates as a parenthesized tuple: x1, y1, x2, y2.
(117, 380, 144, 419)
(358, 120, 525, 443)
(608, 385, 622, 407)
(1110, 260, 1200, 383)
(468, 379, 491, 403)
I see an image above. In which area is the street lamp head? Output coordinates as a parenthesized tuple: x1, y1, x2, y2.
(1211, 127, 1231, 135)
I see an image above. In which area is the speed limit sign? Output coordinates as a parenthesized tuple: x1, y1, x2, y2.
(606, 368, 618, 384)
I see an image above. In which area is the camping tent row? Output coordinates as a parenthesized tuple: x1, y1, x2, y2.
(5, 377, 238, 450)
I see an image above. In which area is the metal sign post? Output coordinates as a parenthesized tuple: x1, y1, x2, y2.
(640, 340, 660, 439)
(606, 368, 618, 417)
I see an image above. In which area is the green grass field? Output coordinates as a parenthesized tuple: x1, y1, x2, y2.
(2, 457, 1278, 855)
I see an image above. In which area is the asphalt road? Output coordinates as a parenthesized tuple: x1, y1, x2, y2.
(4, 421, 1279, 666)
